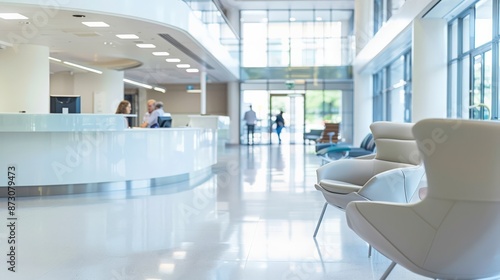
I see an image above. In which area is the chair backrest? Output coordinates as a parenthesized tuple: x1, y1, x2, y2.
(358, 133, 375, 151)
(408, 118, 500, 278)
(317, 122, 340, 143)
(158, 116, 172, 128)
(370, 122, 420, 166)
(413, 118, 500, 202)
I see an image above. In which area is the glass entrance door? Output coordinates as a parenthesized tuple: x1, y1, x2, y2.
(269, 93, 305, 144)
(470, 49, 492, 120)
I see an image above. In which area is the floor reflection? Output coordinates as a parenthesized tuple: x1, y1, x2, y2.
(1, 144, 429, 280)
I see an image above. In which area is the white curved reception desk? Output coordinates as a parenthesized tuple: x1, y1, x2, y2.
(0, 114, 216, 196)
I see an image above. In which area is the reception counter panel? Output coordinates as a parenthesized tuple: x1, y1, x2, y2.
(0, 114, 216, 196)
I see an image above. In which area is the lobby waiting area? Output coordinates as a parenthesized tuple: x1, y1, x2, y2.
(3, 119, 500, 280)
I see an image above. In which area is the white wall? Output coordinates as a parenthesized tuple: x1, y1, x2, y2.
(50, 70, 124, 114)
(412, 18, 448, 121)
(50, 71, 75, 96)
(0, 44, 49, 113)
(74, 70, 124, 114)
(146, 83, 228, 116)
(354, 0, 374, 55)
(353, 71, 373, 144)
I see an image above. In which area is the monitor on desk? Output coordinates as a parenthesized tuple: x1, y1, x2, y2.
(158, 116, 172, 128)
(50, 96, 81, 113)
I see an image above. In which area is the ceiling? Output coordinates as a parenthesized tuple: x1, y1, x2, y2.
(219, 0, 354, 10)
(0, 0, 354, 90)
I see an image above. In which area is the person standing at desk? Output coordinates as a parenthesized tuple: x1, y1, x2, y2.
(243, 105, 257, 145)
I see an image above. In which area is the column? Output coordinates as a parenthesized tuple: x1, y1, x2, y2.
(352, 71, 373, 144)
(227, 82, 239, 145)
(200, 70, 207, 115)
(352, 0, 375, 145)
(412, 18, 447, 121)
(0, 44, 49, 113)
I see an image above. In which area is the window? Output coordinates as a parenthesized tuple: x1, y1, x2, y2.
(447, 0, 497, 119)
(241, 9, 353, 67)
(372, 51, 412, 122)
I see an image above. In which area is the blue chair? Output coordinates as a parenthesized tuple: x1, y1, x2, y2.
(316, 133, 376, 164)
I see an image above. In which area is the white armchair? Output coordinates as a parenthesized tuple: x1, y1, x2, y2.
(346, 118, 500, 279)
(314, 122, 424, 238)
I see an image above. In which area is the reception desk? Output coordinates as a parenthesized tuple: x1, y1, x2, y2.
(0, 114, 217, 196)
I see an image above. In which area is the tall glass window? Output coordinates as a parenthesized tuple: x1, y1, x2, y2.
(241, 11, 268, 67)
(448, 0, 497, 120)
(372, 50, 412, 122)
(373, 0, 407, 35)
(268, 22, 290, 66)
(241, 10, 354, 67)
(475, 0, 493, 47)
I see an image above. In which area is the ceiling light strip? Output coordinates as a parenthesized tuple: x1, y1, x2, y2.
(123, 79, 153, 89)
(62, 61, 102, 74)
(48, 57, 61, 62)
(154, 87, 166, 93)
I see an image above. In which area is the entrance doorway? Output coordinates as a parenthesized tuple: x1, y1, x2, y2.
(269, 93, 305, 144)
(241, 81, 351, 145)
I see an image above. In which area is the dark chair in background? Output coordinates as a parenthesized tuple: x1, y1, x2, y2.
(316, 133, 376, 164)
(158, 116, 172, 128)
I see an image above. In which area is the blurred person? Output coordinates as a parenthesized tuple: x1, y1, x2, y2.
(142, 101, 170, 128)
(243, 105, 257, 145)
(140, 99, 156, 127)
(115, 100, 132, 128)
(275, 110, 285, 144)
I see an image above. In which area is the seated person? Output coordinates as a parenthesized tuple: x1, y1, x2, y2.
(115, 100, 132, 128)
(140, 101, 171, 128)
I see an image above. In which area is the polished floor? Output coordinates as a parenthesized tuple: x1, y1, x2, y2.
(0, 144, 432, 280)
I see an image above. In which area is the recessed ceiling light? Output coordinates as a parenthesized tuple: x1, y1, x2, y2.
(166, 58, 181, 63)
(116, 34, 139, 39)
(289, 17, 296, 22)
(136, 43, 156, 48)
(0, 13, 28, 20)
(316, 17, 323, 21)
(82, 21, 109, 27)
(152, 52, 170, 56)
(186, 68, 199, 73)
(176, 64, 190, 68)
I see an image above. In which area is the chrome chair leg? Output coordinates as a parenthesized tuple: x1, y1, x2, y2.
(313, 202, 328, 237)
(380, 261, 397, 280)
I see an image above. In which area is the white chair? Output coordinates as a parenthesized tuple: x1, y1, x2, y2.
(314, 121, 424, 238)
(346, 118, 500, 280)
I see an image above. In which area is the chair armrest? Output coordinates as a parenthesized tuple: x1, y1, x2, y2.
(316, 159, 375, 186)
(316, 145, 352, 156)
(355, 153, 376, 160)
(358, 165, 425, 203)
